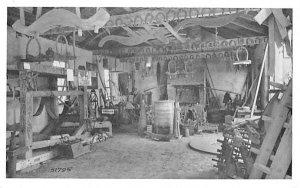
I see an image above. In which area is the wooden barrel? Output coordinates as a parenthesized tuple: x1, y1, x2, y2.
(154, 100, 174, 135)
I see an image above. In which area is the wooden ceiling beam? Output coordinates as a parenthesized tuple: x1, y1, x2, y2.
(103, 8, 260, 28)
(224, 23, 262, 37)
(201, 27, 234, 39)
(231, 17, 268, 35)
(93, 36, 267, 57)
(239, 13, 268, 26)
(36, 7, 42, 20)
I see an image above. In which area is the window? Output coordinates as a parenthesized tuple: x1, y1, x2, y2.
(104, 69, 110, 100)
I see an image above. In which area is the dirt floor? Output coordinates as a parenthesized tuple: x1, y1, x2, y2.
(16, 124, 219, 179)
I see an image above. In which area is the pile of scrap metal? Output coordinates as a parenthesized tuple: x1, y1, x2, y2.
(213, 116, 261, 179)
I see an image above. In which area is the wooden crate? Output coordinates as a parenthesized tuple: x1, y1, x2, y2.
(58, 140, 91, 159)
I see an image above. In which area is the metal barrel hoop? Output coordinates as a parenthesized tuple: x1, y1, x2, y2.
(201, 8, 212, 17)
(26, 37, 41, 61)
(134, 15, 143, 26)
(115, 18, 124, 27)
(221, 40, 229, 47)
(55, 34, 69, 57)
(166, 10, 176, 21)
(236, 46, 249, 61)
(206, 53, 211, 59)
(177, 9, 187, 20)
(105, 20, 114, 27)
(189, 8, 199, 18)
(155, 12, 166, 24)
(218, 52, 224, 59)
(152, 47, 157, 54)
(246, 38, 254, 46)
(124, 16, 133, 26)
(145, 47, 151, 54)
(145, 13, 154, 24)
(254, 37, 261, 44)
(238, 38, 245, 45)
(191, 42, 198, 50)
(229, 40, 237, 47)
(139, 48, 145, 55)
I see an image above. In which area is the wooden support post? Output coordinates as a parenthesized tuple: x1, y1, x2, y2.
(268, 15, 276, 77)
(75, 7, 83, 36)
(78, 86, 88, 120)
(19, 71, 33, 159)
(48, 76, 59, 118)
(251, 43, 268, 117)
(174, 102, 181, 138)
(83, 86, 88, 119)
(19, 7, 25, 25)
(249, 80, 292, 178)
(36, 7, 42, 20)
(267, 119, 292, 179)
(7, 132, 17, 178)
(203, 68, 206, 106)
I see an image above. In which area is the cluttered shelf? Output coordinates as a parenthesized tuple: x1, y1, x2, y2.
(7, 61, 68, 77)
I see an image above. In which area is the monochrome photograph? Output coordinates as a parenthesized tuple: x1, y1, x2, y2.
(4, 3, 294, 183)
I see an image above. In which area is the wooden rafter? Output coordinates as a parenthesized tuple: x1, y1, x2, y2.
(93, 36, 267, 57)
(201, 27, 234, 39)
(103, 8, 260, 28)
(239, 13, 268, 26)
(19, 7, 25, 25)
(36, 7, 42, 20)
(224, 23, 261, 37)
(231, 17, 267, 35)
(162, 22, 186, 43)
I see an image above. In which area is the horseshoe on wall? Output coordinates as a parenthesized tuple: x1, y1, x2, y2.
(26, 37, 41, 61)
(55, 34, 69, 57)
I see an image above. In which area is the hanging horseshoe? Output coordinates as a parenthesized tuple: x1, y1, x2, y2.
(134, 15, 143, 26)
(105, 20, 114, 27)
(145, 13, 154, 24)
(189, 8, 199, 18)
(115, 18, 124, 26)
(166, 10, 176, 21)
(155, 12, 166, 24)
(177, 9, 187, 19)
(26, 37, 41, 61)
(55, 34, 69, 59)
(229, 40, 237, 47)
(221, 40, 229, 48)
(206, 54, 211, 59)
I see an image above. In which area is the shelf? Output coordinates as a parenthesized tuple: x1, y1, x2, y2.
(7, 62, 68, 77)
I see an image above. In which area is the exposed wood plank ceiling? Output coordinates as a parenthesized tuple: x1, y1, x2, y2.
(7, 7, 273, 51)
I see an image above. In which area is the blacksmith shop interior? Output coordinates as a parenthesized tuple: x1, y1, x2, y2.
(6, 7, 293, 179)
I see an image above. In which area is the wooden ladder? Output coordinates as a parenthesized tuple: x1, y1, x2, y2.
(249, 79, 292, 179)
